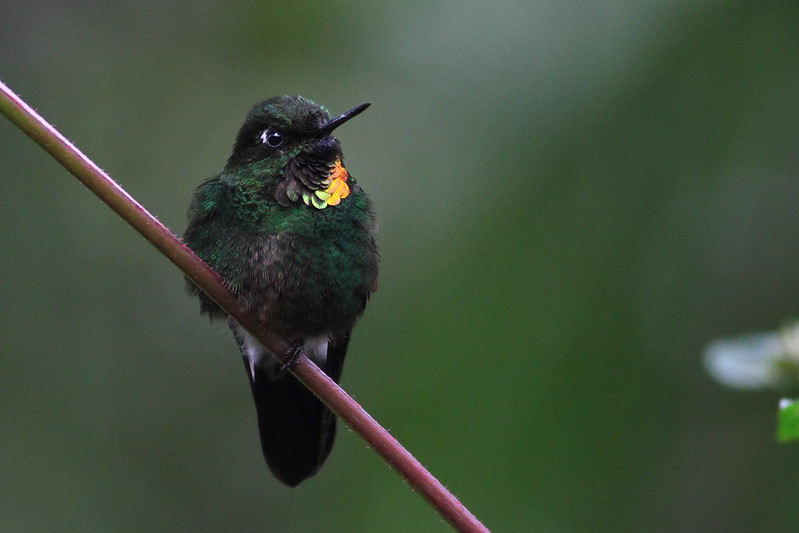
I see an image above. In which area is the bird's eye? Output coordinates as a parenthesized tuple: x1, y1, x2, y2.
(259, 129, 284, 147)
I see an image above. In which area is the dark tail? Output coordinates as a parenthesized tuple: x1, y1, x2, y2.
(246, 362, 337, 487)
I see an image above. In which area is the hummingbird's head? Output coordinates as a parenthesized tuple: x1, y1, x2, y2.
(226, 95, 370, 209)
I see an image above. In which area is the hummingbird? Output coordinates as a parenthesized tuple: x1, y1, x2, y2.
(183, 95, 379, 486)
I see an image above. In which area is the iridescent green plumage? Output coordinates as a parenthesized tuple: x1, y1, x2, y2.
(184, 95, 378, 486)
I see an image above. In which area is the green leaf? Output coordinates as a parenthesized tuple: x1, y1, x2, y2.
(777, 399, 799, 442)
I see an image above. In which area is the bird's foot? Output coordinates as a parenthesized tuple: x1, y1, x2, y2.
(281, 342, 304, 370)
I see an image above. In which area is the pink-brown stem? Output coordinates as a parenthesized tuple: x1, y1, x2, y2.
(0, 79, 490, 533)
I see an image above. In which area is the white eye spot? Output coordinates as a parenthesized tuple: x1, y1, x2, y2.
(259, 129, 284, 147)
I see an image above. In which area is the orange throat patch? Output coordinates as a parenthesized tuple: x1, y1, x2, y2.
(303, 159, 351, 209)
(324, 160, 351, 206)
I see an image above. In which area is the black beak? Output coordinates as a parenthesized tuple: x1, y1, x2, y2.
(315, 102, 371, 136)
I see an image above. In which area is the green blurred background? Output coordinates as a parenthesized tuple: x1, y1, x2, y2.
(3, 1, 799, 531)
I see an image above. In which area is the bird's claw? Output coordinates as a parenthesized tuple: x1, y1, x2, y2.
(281, 342, 304, 370)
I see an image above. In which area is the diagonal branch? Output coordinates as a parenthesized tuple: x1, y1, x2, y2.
(0, 79, 490, 533)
